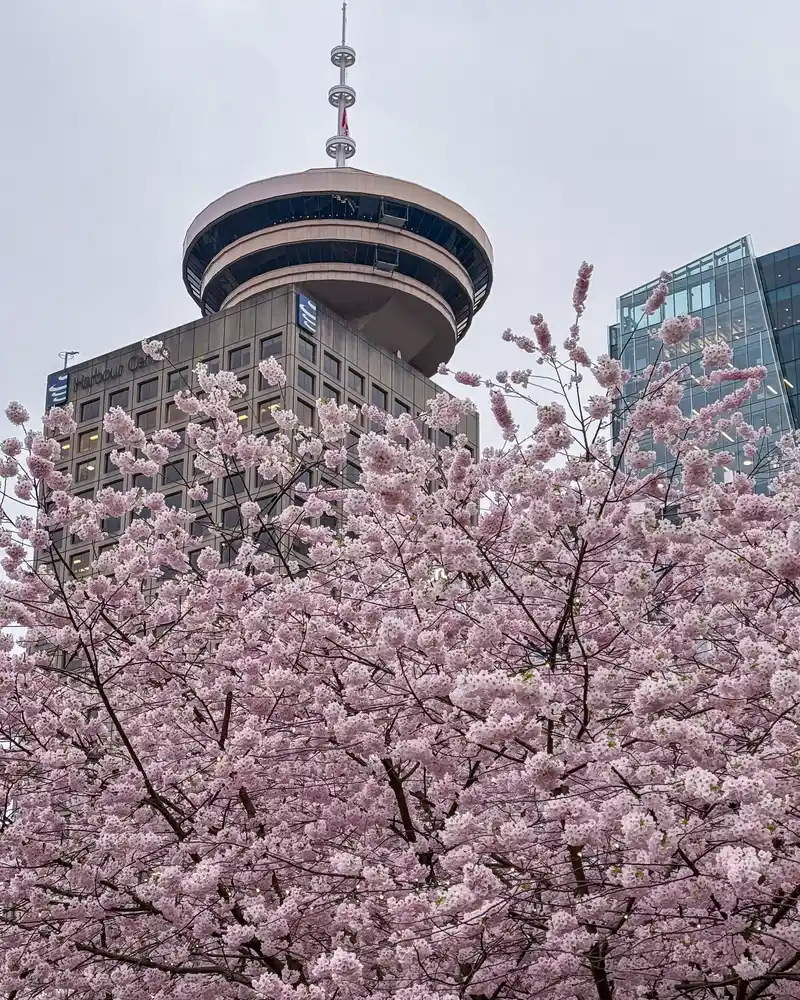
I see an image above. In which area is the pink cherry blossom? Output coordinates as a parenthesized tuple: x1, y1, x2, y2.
(453, 371, 482, 387)
(4, 401, 29, 426)
(2, 267, 800, 1000)
(572, 260, 594, 316)
(702, 340, 733, 370)
(490, 390, 518, 440)
(529, 313, 553, 354)
(655, 313, 702, 345)
(643, 271, 671, 315)
(1, 438, 21, 457)
(141, 338, 168, 360)
(569, 345, 591, 366)
(43, 402, 77, 435)
(592, 354, 625, 390)
(258, 357, 288, 388)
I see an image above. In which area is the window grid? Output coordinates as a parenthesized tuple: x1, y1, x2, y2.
(323, 352, 341, 380)
(229, 345, 252, 370)
(80, 399, 101, 422)
(138, 378, 159, 403)
(297, 368, 316, 395)
(260, 334, 283, 359)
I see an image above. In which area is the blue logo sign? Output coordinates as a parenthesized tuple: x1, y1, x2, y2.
(45, 371, 69, 409)
(297, 293, 317, 335)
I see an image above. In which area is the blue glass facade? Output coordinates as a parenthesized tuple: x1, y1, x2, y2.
(757, 243, 800, 427)
(610, 236, 794, 488)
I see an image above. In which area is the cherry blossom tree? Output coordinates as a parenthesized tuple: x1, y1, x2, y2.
(3, 265, 800, 1000)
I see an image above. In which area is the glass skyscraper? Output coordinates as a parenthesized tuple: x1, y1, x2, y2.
(609, 236, 797, 490)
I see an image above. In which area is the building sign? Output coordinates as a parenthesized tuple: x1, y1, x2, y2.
(71, 352, 156, 393)
(297, 293, 318, 335)
(45, 371, 69, 409)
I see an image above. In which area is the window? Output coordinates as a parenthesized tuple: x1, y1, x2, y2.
(320, 514, 338, 532)
(437, 430, 454, 450)
(260, 334, 283, 359)
(323, 353, 341, 379)
(255, 529, 277, 553)
(133, 473, 153, 491)
(297, 368, 315, 395)
(103, 452, 117, 474)
(78, 429, 100, 454)
(163, 460, 183, 485)
(70, 552, 90, 578)
(229, 345, 251, 369)
(221, 540, 242, 566)
(348, 399, 365, 425)
(137, 408, 157, 431)
(347, 369, 365, 395)
(189, 549, 202, 570)
(292, 539, 310, 558)
(109, 388, 129, 410)
(167, 369, 188, 394)
(103, 514, 122, 534)
(138, 378, 159, 403)
(296, 398, 315, 427)
(393, 398, 411, 417)
(107, 479, 123, 493)
(190, 516, 212, 539)
(235, 408, 250, 429)
(346, 431, 360, 452)
(323, 383, 340, 404)
(164, 401, 180, 424)
(164, 492, 182, 510)
(76, 459, 97, 483)
(345, 462, 360, 484)
(223, 507, 242, 530)
(200, 355, 220, 374)
(298, 336, 316, 363)
(371, 385, 388, 410)
(57, 438, 71, 457)
(224, 472, 247, 497)
(260, 494, 278, 517)
(258, 398, 280, 425)
(81, 399, 101, 421)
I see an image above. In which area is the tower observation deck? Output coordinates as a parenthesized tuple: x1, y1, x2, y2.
(182, 167, 493, 376)
(182, 2, 492, 378)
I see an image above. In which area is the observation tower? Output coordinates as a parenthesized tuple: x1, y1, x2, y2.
(181, 2, 493, 377)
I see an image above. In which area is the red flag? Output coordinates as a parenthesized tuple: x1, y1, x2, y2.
(342, 106, 349, 136)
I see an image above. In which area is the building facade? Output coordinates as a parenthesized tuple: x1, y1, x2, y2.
(41, 10, 493, 579)
(46, 283, 482, 580)
(609, 235, 797, 489)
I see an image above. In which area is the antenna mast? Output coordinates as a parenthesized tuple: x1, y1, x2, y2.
(58, 351, 79, 370)
(326, 1, 356, 166)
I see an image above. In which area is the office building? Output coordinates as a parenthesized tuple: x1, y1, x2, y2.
(609, 235, 800, 489)
(43, 4, 493, 578)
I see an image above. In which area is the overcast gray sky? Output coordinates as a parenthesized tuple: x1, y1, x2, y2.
(2, 0, 799, 433)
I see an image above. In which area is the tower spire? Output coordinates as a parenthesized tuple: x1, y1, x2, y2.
(326, 1, 356, 166)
